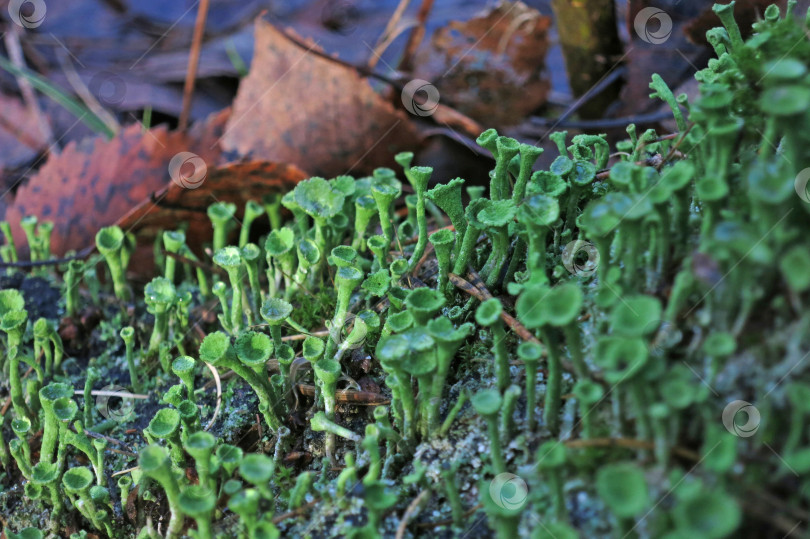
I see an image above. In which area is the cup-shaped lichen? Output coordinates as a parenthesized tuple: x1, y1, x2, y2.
(294, 177, 346, 272)
(139, 445, 183, 536)
(405, 287, 445, 326)
(370, 173, 402, 249)
(171, 356, 197, 401)
(404, 165, 433, 270)
(595, 462, 649, 533)
(241, 242, 263, 314)
(265, 227, 297, 296)
(324, 266, 363, 359)
(476, 199, 517, 287)
(427, 178, 466, 259)
(228, 488, 262, 534)
(260, 297, 292, 351)
(672, 489, 741, 539)
(490, 136, 520, 200)
(144, 277, 177, 355)
(353, 194, 378, 252)
(178, 484, 216, 539)
(39, 382, 73, 463)
(184, 431, 216, 490)
(147, 408, 184, 466)
(513, 143, 544, 204)
(207, 201, 236, 252)
(517, 194, 559, 285)
(162, 230, 186, 282)
(329, 245, 358, 269)
(516, 340, 542, 431)
(95, 226, 131, 302)
(302, 336, 326, 363)
(32, 461, 63, 529)
(216, 443, 243, 479)
(313, 360, 342, 419)
(199, 331, 280, 431)
(516, 282, 584, 434)
(428, 229, 455, 293)
(239, 453, 275, 498)
(235, 331, 274, 375)
(425, 316, 473, 433)
(536, 440, 567, 521)
(213, 247, 246, 333)
(472, 389, 506, 474)
(476, 298, 510, 393)
(610, 295, 662, 338)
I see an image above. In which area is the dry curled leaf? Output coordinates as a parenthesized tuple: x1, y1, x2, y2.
(221, 18, 419, 178)
(2, 110, 228, 256)
(412, 1, 551, 127)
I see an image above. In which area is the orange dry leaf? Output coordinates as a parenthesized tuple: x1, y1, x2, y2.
(412, 1, 551, 127)
(221, 18, 419, 178)
(3, 110, 228, 256)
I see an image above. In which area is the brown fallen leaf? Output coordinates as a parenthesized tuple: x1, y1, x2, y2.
(116, 160, 308, 253)
(411, 1, 552, 127)
(2, 109, 228, 256)
(221, 18, 419, 178)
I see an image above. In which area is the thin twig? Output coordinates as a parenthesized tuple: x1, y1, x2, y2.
(203, 361, 221, 431)
(412, 243, 434, 275)
(396, 490, 430, 539)
(449, 272, 536, 344)
(84, 430, 134, 452)
(398, 0, 434, 72)
(55, 50, 120, 134)
(282, 329, 329, 342)
(111, 466, 139, 478)
(178, 0, 210, 131)
(74, 389, 149, 399)
(0, 245, 94, 268)
(369, 0, 412, 69)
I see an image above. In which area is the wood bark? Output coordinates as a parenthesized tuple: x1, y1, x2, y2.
(551, 0, 623, 118)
